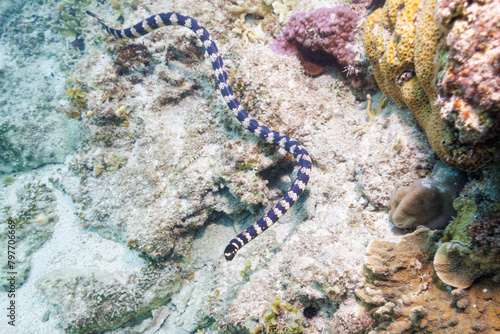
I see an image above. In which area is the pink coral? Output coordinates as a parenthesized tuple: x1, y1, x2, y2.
(436, 0, 500, 161)
(270, 6, 358, 75)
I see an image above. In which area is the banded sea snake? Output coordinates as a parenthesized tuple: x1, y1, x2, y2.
(87, 11, 312, 261)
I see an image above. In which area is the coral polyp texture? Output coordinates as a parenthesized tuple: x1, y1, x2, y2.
(356, 228, 500, 333)
(389, 161, 467, 230)
(270, 6, 359, 76)
(363, 0, 500, 170)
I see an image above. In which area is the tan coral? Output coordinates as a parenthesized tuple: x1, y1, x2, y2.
(389, 161, 467, 230)
(356, 228, 500, 333)
(434, 241, 500, 289)
(433, 242, 481, 289)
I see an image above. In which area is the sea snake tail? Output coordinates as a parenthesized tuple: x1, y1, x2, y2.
(87, 11, 312, 261)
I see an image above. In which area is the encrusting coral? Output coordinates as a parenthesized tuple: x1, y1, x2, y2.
(356, 228, 500, 333)
(433, 163, 500, 288)
(363, 0, 500, 171)
(270, 6, 359, 77)
(389, 161, 467, 230)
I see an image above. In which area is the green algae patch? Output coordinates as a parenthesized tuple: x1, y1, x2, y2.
(442, 198, 477, 244)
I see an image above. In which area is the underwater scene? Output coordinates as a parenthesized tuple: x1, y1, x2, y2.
(0, 0, 499, 332)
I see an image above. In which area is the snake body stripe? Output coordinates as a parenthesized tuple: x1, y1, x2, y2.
(87, 11, 312, 261)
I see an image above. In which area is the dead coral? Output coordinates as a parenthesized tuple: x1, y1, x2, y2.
(0, 181, 58, 290)
(36, 265, 182, 333)
(113, 42, 153, 76)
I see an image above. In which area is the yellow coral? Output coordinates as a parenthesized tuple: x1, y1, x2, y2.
(232, 19, 265, 45)
(363, 0, 491, 170)
(263, 297, 302, 334)
(65, 86, 87, 107)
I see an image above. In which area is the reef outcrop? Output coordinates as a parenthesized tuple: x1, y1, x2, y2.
(356, 228, 500, 333)
(434, 163, 500, 288)
(270, 6, 360, 78)
(363, 0, 500, 171)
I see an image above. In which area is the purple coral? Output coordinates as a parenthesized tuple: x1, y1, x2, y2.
(469, 211, 500, 255)
(270, 6, 358, 75)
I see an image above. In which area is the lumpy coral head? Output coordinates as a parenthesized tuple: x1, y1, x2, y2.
(389, 162, 467, 230)
(270, 6, 358, 74)
(364, 0, 500, 170)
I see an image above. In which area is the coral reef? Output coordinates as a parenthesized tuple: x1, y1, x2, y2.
(357, 228, 500, 333)
(433, 163, 500, 288)
(389, 161, 467, 229)
(0, 179, 58, 290)
(434, 0, 500, 169)
(363, 0, 500, 170)
(226, 0, 297, 23)
(7, 0, 489, 333)
(270, 6, 359, 76)
(261, 297, 303, 333)
(36, 265, 182, 333)
(0, 0, 82, 173)
(60, 28, 283, 262)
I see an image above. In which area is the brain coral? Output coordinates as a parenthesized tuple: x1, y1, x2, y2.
(389, 161, 467, 230)
(363, 0, 500, 171)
